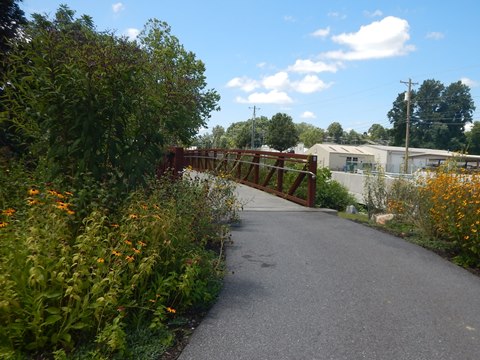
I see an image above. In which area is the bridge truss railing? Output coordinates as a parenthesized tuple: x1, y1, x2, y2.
(184, 149, 317, 207)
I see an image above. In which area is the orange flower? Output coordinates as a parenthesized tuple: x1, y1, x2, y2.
(125, 255, 134, 262)
(124, 240, 132, 245)
(2, 208, 15, 216)
(166, 307, 176, 314)
(138, 241, 147, 247)
(97, 258, 105, 263)
(0, 222, 8, 228)
(112, 250, 122, 257)
(129, 214, 138, 219)
(132, 248, 140, 254)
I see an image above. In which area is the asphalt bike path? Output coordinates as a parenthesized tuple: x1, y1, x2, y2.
(178, 184, 480, 360)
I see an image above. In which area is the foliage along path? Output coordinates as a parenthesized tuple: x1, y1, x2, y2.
(178, 184, 480, 360)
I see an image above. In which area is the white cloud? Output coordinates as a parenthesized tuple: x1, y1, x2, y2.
(461, 77, 478, 88)
(112, 2, 125, 13)
(288, 59, 339, 73)
(262, 72, 290, 90)
(311, 27, 330, 38)
(226, 76, 259, 92)
(364, 10, 383, 18)
(301, 111, 316, 119)
(324, 16, 415, 61)
(291, 75, 332, 94)
(328, 11, 347, 20)
(257, 62, 267, 68)
(426, 31, 445, 40)
(236, 90, 293, 104)
(284, 15, 296, 23)
(124, 28, 140, 41)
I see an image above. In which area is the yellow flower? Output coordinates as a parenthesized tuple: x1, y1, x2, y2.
(132, 248, 140, 254)
(97, 258, 105, 263)
(112, 250, 122, 257)
(0, 222, 8, 228)
(129, 214, 138, 219)
(27, 199, 39, 206)
(55, 201, 70, 210)
(28, 188, 40, 196)
(125, 255, 134, 262)
(138, 241, 147, 247)
(124, 240, 132, 245)
(2, 208, 16, 216)
(67, 210, 75, 215)
(166, 307, 176, 314)
(48, 189, 65, 199)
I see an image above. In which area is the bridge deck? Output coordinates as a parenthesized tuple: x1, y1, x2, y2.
(179, 184, 480, 360)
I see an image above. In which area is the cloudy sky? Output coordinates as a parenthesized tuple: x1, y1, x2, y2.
(23, 0, 480, 133)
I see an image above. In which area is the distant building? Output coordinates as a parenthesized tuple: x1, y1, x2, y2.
(306, 144, 375, 172)
(361, 145, 480, 173)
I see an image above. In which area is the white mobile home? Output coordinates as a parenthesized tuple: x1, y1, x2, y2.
(361, 145, 480, 173)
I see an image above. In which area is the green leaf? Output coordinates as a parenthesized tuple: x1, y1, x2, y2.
(43, 314, 63, 326)
(45, 307, 61, 315)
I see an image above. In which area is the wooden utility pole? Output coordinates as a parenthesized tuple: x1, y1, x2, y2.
(249, 105, 260, 149)
(400, 78, 417, 174)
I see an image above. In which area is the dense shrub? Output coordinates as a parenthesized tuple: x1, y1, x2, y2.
(315, 167, 356, 211)
(385, 165, 480, 267)
(0, 166, 240, 359)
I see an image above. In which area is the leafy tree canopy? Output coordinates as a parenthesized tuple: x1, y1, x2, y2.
(466, 121, 480, 155)
(387, 79, 475, 150)
(1, 6, 220, 190)
(326, 122, 344, 143)
(296, 122, 325, 147)
(0, 0, 26, 56)
(266, 113, 299, 152)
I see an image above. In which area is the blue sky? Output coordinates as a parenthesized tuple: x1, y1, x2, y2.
(22, 1, 480, 134)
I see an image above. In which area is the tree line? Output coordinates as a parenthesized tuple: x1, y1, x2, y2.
(196, 79, 477, 153)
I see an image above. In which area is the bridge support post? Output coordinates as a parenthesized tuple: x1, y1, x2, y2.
(307, 155, 317, 207)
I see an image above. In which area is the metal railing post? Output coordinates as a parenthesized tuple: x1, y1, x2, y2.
(307, 155, 317, 207)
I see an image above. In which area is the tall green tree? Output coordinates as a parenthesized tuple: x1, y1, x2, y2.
(0, 0, 27, 154)
(466, 121, 480, 155)
(327, 122, 344, 143)
(344, 129, 364, 145)
(0, 0, 26, 58)
(266, 113, 299, 152)
(368, 124, 389, 143)
(387, 79, 475, 150)
(1, 6, 219, 189)
(211, 125, 227, 148)
(296, 122, 325, 147)
(224, 116, 269, 149)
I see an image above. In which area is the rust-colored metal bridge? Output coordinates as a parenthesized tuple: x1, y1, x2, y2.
(159, 148, 318, 207)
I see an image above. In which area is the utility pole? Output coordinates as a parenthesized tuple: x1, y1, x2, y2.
(400, 78, 417, 174)
(249, 105, 260, 149)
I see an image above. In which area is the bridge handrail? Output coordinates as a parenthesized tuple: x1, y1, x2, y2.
(184, 148, 317, 207)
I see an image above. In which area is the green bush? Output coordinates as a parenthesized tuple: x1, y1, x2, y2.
(0, 167, 240, 359)
(315, 168, 356, 211)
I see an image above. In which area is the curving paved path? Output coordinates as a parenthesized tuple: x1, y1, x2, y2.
(178, 184, 480, 360)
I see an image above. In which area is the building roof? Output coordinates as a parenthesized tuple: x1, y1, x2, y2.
(361, 144, 427, 154)
(308, 144, 374, 156)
